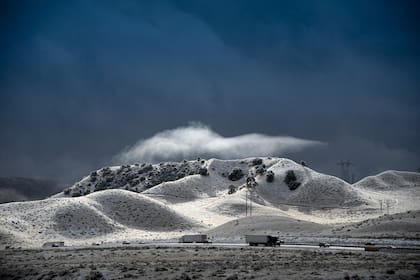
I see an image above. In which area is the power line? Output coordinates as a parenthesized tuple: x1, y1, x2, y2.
(337, 160, 353, 183)
(245, 176, 257, 216)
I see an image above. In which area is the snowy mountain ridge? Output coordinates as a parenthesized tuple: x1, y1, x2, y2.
(61, 157, 365, 206)
(1, 157, 419, 248)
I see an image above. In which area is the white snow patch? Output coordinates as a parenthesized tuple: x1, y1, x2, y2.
(1, 157, 419, 248)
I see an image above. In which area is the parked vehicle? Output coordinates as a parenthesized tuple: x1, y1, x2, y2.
(179, 234, 210, 243)
(365, 246, 380, 252)
(318, 242, 330, 248)
(42, 241, 65, 248)
(245, 235, 280, 246)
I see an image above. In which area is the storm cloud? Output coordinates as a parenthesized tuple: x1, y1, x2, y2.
(0, 0, 419, 185)
(116, 124, 324, 163)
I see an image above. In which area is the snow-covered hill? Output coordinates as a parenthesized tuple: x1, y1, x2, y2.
(1, 157, 419, 248)
(0, 189, 200, 247)
(206, 215, 330, 240)
(59, 160, 207, 197)
(354, 170, 420, 190)
(60, 157, 370, 208)
(332, 210, 420, 239)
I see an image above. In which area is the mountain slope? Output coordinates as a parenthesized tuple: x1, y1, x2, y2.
(0, 177, 60, 203)
(207, 215, 330, 239)
(63, 157, 370, 208)
(0, 189, 199, 247)
(354, 170, 420, 190)
(332, 210, 420, 238)
(0, 157, 419, 248)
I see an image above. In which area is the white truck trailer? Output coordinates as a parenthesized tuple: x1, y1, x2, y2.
(245, 235, 280, 246)
(179, 234, 210, 243)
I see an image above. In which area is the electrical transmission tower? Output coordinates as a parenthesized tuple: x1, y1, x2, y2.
(337, 160, 353, 183)
(245, 177, 258, 217)
(385, 200, 391, 215)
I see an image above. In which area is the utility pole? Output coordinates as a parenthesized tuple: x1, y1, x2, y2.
(379, 200, 383, 214)
(386, 200, 390, 215)
(250, 189, 253, 216)
(245, 177, 258, 217)
(245, 191, 248, 216)
(337, 160, 353, 182)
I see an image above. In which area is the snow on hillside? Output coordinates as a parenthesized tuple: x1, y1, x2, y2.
(0, 190, 200, 248)
(352, 170, 420, 215)
(332, 210, 420, 239)
(62, 157, 370, 208)
(252, 159, 368, 207)
(61, 160, 207, 198)
(206, 215, 330, 240)
(208, 210, 420, 241)
(87, 190, 195, 231)
(0, 157, 419, 248)
(354, 170, 420, 190)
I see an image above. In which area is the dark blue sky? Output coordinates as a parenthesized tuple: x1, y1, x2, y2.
(0, 0, 419, 183)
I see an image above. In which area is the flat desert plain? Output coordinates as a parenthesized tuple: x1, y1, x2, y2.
(1, 245, 420, 280)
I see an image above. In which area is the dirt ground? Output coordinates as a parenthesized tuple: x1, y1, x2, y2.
(1, 245, 419, 280)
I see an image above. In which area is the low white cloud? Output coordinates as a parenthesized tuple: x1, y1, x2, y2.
(115, 123, 325, 163)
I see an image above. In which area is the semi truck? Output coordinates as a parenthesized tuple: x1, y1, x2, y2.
(318, 242, 330, 248)
(42, 241, 65, 248)
(179, 234, 210, 243)
(245, 235, 281, 246)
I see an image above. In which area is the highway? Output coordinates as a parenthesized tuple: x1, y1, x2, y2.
(60, 241, 420, 255)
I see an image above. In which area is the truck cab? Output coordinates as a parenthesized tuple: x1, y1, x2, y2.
(245, 235, 280, 246)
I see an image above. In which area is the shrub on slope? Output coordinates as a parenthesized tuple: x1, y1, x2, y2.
(65, 160, 206, 197)
(254, 159, 368, 208)
(287, 175, 366, 207)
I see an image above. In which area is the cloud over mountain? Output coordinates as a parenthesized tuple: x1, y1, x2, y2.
(115, 124, 325, 163)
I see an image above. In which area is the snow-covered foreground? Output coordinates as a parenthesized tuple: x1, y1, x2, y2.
(1, 157, 419, 248)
